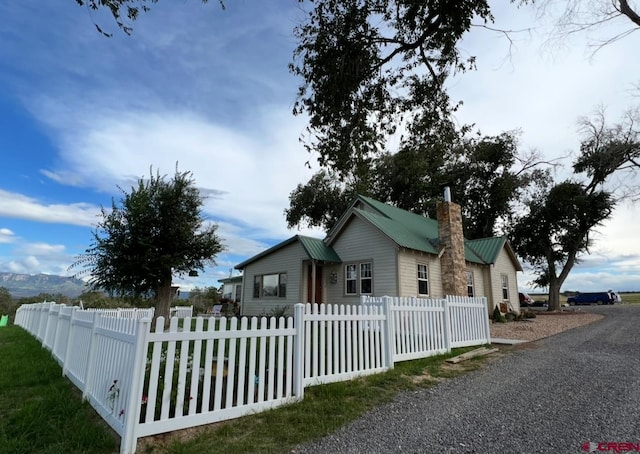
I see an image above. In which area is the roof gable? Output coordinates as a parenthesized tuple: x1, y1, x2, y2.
(235, 235, 341, 269)
(235, 196, 522, 272)
(466, 236, 523, 271)
(327, 195, 520, 267)
(353, 208, 439, 254)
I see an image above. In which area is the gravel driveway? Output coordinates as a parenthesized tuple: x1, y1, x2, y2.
(293, 305, 640, 453)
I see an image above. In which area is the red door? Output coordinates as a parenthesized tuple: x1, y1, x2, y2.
(306, 264, 323, 304)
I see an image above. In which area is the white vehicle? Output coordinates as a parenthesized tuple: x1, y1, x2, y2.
(609, 290, 621, 303)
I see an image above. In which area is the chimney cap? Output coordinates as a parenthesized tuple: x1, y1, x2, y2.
(444, 187, 451, 202)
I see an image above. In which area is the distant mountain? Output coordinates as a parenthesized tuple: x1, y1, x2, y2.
(0, 272, 87, 298)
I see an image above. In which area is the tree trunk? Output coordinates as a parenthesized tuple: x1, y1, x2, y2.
(547, 281, 562, 312)
(154, 276, 173, 329)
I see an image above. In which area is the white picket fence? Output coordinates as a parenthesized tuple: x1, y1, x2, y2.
(361, 295, 491, 362)
(303, 302, 391, 387)
(14, 296, 490, 454)
(84, 306, 193, 319)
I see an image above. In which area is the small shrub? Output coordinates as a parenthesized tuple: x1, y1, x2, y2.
(523, 309, 537, 319)
(259, 306, 290, 318)
(492, 305, 506, 323)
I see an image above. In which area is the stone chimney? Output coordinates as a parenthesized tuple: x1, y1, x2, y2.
(437, 186, 467, 296)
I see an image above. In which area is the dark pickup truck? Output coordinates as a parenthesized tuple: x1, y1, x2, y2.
(566, 292, 614, 305)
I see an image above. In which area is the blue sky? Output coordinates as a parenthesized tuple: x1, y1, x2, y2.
(0, 1, 639, 294)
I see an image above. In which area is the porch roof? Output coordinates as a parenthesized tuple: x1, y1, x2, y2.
(298, 236, 342, 263)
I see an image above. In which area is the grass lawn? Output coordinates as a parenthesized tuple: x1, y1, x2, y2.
(0, 325, 485, 454)
(619, 292, 640, 304)
(0, 326, 118, 454)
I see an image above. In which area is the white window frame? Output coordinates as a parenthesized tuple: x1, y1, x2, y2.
(417, 263, 429, 296)
(501, 274, 509, 301)
(345, 261, 373, 296)
(467, 270, 475, 297)
(253, 272, 287, 299)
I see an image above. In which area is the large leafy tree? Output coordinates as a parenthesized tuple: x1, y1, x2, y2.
(287, 129, 547, 239)
(575, 108, 640, 196)
(510, 182, 614, 311)
(72, 168, 224, 322)
(291, 0, 495, 177)
(285, 169, 354, 231)
(510, 109, 640, 311)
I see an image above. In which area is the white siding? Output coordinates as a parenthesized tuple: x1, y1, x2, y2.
(466, 263, 485, 298)
(487, 246, 520, 313)
(325, 216, 398, 305)
(241, 241, 307, 317)
(396, 251, 490, 302)
(397, 250, 443, 298)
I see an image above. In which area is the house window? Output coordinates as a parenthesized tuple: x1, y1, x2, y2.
(417, 264, 429, 295)
(467, 271, 475, 297)
(501, 274, 509, 301)
(345, 262, 373, 295)
(253, 273, 287, 298)
(234, 284, 242, 302)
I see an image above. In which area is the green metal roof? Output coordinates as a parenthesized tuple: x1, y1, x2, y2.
(235, 235, 341, 269)
(466, 236, 523, 270)
(235, 195, 520, 271)
(350, 195, 510, 266)
(354, 208, 439, 254)
(298, 236, 342, 263)
(466, 237, 505, 264)
(357, 195, 440, 238)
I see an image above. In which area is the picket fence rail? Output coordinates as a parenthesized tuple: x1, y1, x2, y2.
(84, 306, 194, 319)
(14, 296, 490, 454)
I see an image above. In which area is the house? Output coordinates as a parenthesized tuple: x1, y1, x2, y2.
(235, 191, 522, 316)
(218, 275, 243, 302)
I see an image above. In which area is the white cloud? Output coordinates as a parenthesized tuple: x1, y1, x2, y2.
(0, 189, 100, 226)
(6, 255, 40, 274)
(17, 243, 66, 256)
(0, 228, 16, 244)
(1, 0, 639, 292)
(39, 104, 322, 242)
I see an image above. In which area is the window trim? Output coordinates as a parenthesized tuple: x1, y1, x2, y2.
(466, 270, 475, 297)
(253, 272, 287, 299)
(417, 263, 429, 296)
(501, 273, 509, 301)
(344, 261, 373, 296)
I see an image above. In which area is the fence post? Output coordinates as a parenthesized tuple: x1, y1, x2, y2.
(482, 297, 491, 344)
(381, 296, 395, 369)
(82, 311, 100, 400)
(121, 317, 151, 454)
(442, 298, 452, 353)
(62, 307, 79, 378)
(37, 302, 51, 342)
(43, 303, 56, 349)
(292, 303, 305, 399)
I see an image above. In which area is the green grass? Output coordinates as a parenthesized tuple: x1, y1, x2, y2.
(619, 292, 640, 304)
(139, 346, 482, 454)
(0, 326, 118, 454)
(1, 325, 485, 454)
